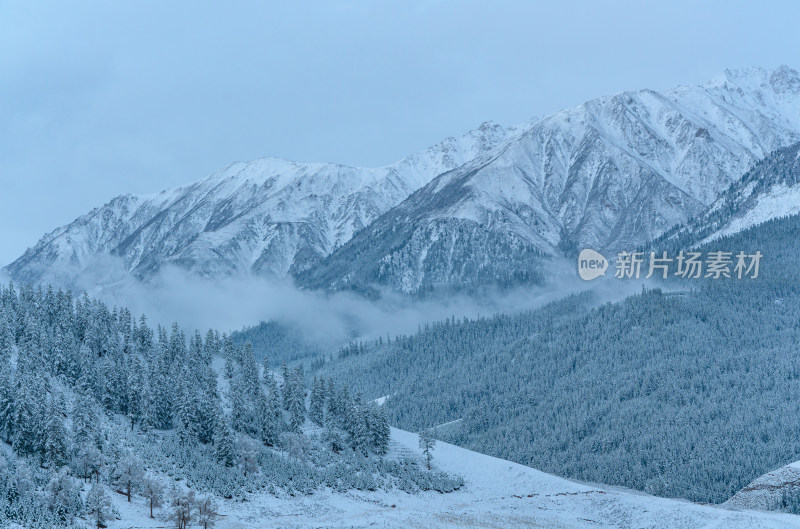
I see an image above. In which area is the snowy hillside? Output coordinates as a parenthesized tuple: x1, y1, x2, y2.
(5, 121, 520, 286)
(299, 66, 800, 293)
(97, 428, 800, 529)
(726, 460, 800, 513)
(653, 140, 800, 249)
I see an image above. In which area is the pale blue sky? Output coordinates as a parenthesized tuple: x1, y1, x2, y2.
(1, 0, 799, 265)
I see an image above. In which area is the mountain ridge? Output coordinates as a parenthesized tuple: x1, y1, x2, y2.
(6, 120, 524, 286)
(8, 66, 800, 294)
(298, 65, 800, 293)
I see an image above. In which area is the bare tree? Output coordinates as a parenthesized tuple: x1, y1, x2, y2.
(141, 475, 165, 518)
(111, 453, 144, 502)
(196, 495, 219, 529)
(169, 489, 196, 529)
(85, 483, 115, 529)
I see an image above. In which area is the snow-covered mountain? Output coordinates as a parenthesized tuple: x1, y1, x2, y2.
(5, 121, 520, 285)
(654, 140, 800, 248)
(8, 66, 800, 294)
(299, 66, 800, 293)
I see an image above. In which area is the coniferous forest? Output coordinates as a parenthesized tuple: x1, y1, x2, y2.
(0, 283, 461, 528)
(310, 213, 800, 504)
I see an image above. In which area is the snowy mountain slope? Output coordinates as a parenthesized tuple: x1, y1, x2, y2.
(298, 66, 800, 293)
(8, 66, 800, 294)
(653, 140, 800, 248)
(725, 460, 800, 512)
(102, 428, 800, 529)
(5, 121, 520, 285)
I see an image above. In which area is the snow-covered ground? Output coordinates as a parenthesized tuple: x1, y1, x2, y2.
(103, 428, 800, 529)
(726, 460, 800, 512)
(700, 183, 800, 245)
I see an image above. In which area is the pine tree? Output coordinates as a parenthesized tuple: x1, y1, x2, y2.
(174, 379, 199, 445)
(309, 376, 325, 427)
(346, 403, 369, 456)
(263, 376, 282, 445)
(325, 378, 339, 426)
(222, 335, 235, 380)
(418, 428, 437, 470)
(241, 342, 259, 396)
(287, 368, 306, 433)
(44, 397, 68, 467)
(228, 376, 250, 434)
(0, 360, 14, 443)
(213, 408, 237, 467)
(369, 403, 390, 455)
(72, 391, 100, 450)
(261, 353, 270, 384)
(127, 358, 147, 430)
(280, 361, 290, 409)
(12, 375, 44, 457)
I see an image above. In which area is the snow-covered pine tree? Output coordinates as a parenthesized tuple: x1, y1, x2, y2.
(11, 374, 44, 457)
(0, 360, 14, 443)
(213, 407, 237, 467)
(222, 335, 235, 380)
(309, 376, 325, 427)
(263, 375, 282, 445)
(43, 395, 68, 467)
(418, 428, 437, 470)
(281, 361, 290, 410)
(261, 352, 270, 384)
(345, 401, 369, 456)
(368, 403, 390, 455)
(287, 366, 306, 432)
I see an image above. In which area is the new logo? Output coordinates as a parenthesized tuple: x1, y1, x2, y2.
(578, 249, 608, 280)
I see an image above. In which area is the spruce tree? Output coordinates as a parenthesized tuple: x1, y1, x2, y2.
(309, 376, 325, 427)
(44, 398, 68, 467)
(418, 428, 437, 470)
(213, 408, 236, 467)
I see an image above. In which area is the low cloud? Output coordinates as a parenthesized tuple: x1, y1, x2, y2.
(28, 255, 653, 353)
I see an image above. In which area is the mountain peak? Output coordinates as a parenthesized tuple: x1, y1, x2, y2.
(704, 65, 800, 94)
(8, 67, 800, 294)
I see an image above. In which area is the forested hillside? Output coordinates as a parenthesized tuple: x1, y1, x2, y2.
(231, 321, 323, 366)
(0, 284, 460, 528)
(314, 213, 800, 504)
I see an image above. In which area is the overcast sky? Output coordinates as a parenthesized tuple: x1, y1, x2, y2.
(1, 0, 799, 265)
